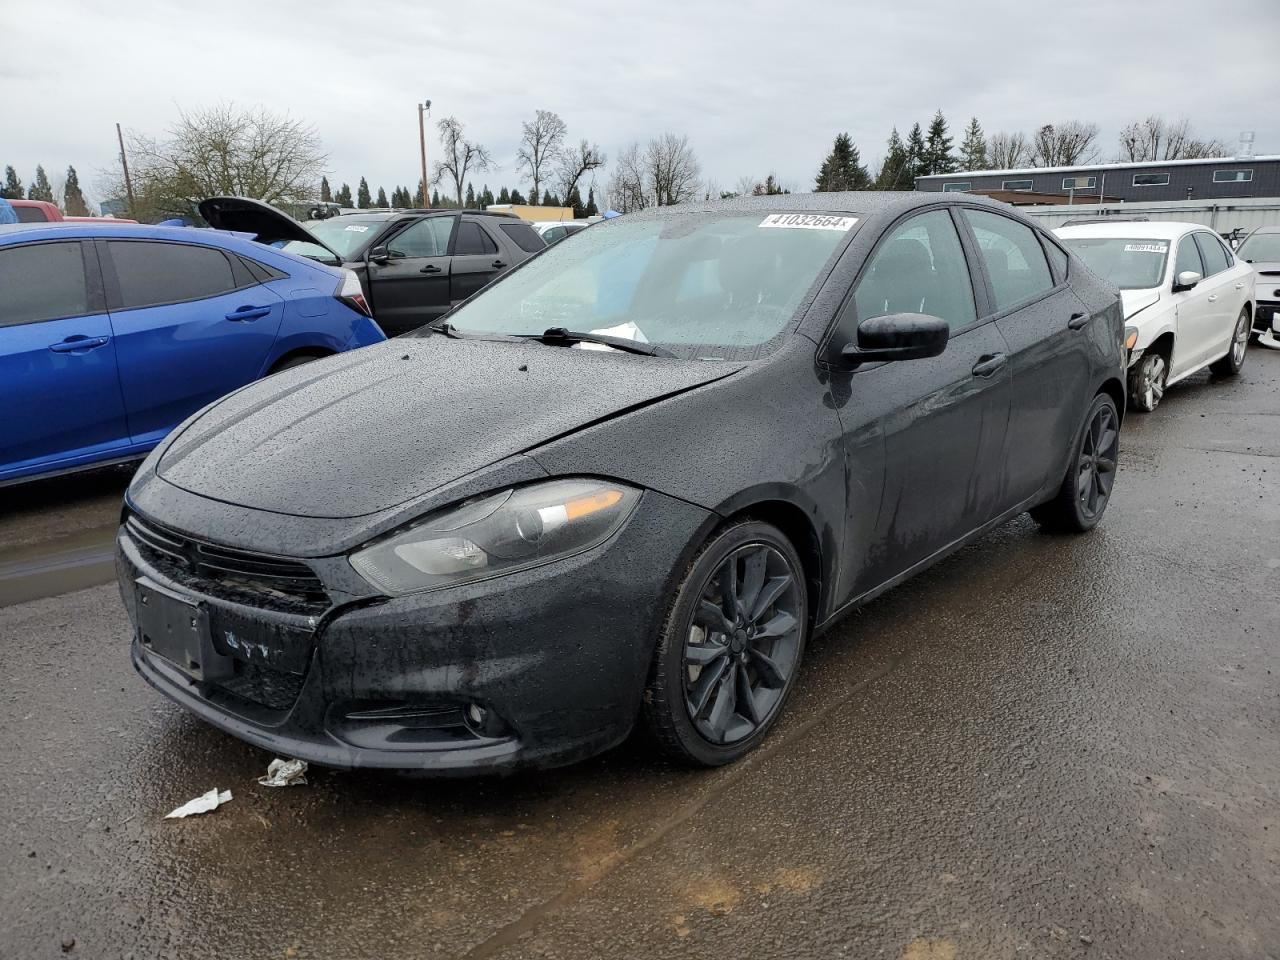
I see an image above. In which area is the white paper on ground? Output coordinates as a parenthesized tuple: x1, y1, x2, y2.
(258, 758, 308, 788)
(165, 788, 232, 819)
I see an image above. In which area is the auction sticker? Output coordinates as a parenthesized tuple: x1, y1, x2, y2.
(344, 224, 370, 232)
(1124, 243, 1167, 253)
(759, 214, 857, 231)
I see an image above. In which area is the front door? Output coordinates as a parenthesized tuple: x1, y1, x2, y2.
(367, 216, 455, 336)
(0, 239, 130, 479)
(836, 208, 1011, 595)
(1169, 233, 1216, 377)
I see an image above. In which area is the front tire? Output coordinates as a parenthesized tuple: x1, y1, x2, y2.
(1127, 350, 1167, 412)
(1210, 307, 1250, 377)
(643, 521, 808, 767)
(1030, 392, 1120, 534)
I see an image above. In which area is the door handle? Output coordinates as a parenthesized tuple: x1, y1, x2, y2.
(1235, 283, 1246, 289)
(225, 305, 271, 321)
(492, 260, 506, 269)
(1207, 294, 1219, 302)
(420, 264, 442, 274)
(49, 335, 109, 353)
(1067, 311, 1090, 330)
(971, 353, 1007, 378)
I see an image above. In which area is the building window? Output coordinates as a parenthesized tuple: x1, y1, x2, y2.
(1133, 173, 1171, 187)
(1212, 169, 1253, 183)
(1062, 176, 1096, 190)
(942, 182, 970, 193)
(1002, 179, 1034, 192)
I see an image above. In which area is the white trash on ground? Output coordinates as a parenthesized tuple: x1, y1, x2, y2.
(258, 758, 308, 788)
(164, 788, 232, 819)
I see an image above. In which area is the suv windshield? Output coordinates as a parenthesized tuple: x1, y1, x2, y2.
(284, 217, 387, 261)
(1237, 232, 1280, 263)
(1061, 236, 1169, 290)
(434, 211, 859, 359)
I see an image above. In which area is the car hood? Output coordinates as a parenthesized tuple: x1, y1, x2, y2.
(156, 336, 744, 519)
(1121, 288, 1162, 321)
(198, 196, 341, 261)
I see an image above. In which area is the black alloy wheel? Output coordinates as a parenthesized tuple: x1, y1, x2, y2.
(1030, 392, 1121, 534)
(644, 521, 808, 766)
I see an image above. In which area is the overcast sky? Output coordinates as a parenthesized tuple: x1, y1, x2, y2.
(5, 0, 1279, 207)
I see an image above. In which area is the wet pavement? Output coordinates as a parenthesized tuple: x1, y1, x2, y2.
(2, 349, 1279, 959)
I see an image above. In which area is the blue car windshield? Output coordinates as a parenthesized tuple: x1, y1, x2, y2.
(436, 211, 859, 359)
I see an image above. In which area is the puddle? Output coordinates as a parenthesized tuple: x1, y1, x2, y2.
(0, 523, 118, 607)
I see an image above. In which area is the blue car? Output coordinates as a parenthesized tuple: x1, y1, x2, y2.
(0, 221, 386, 486)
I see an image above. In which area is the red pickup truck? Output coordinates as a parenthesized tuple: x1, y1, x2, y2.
(8, 199, 137, 224)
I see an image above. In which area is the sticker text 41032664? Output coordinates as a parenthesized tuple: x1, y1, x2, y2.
(759, 214, 858, 231)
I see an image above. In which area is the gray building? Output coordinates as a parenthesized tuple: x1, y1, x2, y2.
(916, 155, 1280, 203)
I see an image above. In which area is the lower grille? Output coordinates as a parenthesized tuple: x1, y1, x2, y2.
(215, 662, 306, 712)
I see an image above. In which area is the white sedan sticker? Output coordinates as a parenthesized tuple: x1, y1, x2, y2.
(344, 224, 370, 233)
(1124, 243, 1167, 253)
(759, 214, 858, 231)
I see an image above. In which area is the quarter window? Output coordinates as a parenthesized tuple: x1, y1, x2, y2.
(1042, 237, 1070, 281)
(1133, 173, 1170, 187)
(1062, 176, 1096, 190)
(0, 242, 91, 327)
(1212, 169, 1252, 183)
(1002, 179, 1034, 191)
(454, 220, 499, 256)
(1174, 236, 1203, 279)
(962, 209, 1055, 312)
(388, 217, 454, 258)
(1193, 233, 1230, 276)
(853, 210, 977, 333)
(500, 221, 545, 252)
(108, 241, 238, 310)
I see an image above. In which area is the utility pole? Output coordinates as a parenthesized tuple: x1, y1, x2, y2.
(116, 122, 136, 217)
(418, 100, 432, 208)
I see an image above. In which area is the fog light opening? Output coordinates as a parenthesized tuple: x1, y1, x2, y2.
(463, 702, 510, 739)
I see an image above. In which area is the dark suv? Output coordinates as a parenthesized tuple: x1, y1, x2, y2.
(199, 198, 545, 336)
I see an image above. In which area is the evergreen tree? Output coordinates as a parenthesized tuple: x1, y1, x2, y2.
(814, 133, 871, 191)
(510, 188, 526, 204)
(922, 111, 956, 176)
(498, 186, 511, 204)
(465, 182, 476, 207)
(1, 166, 23, 200)
(335, 182, 353, 206)
(874, 128, 911, 190)
(904, 123, 927, 185)
(527, 187, 539, 206)
(565, 185, 585, 218)
(375, 186, 387, 207)
(542, 189, 556, 206)
(959, 117, 988, 171)
(356, 177, 371, 208)
(430, 187, 441, 207)
(28, 165, 54, 202)
(585, 187, 598, 217)
(63, 165, 89, 216)
(320, 176, 332, 202)
(480, 184, 495, 208)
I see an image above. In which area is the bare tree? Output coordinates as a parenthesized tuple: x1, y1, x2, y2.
(433, 116, 492, 208)
(644, 133, 701, 206)
(515, 109, 566, 204)
(555, 139, 606, 206)
(100, 104, 327, 221)
(986, 131, 1030, 170)
(1118, 115, 1226, 162)
(605, 141, 648, 214)
(1030, 121, 1099, 167)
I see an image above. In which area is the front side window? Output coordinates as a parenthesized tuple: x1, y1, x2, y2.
(854, 210, 977, 333)
(1174, 235, 1203, 279)
(1133, 173, 1171, 187)
(1212, 169, 1252, 183)
(963, 209, 1055, 311)
(108, 241, 237, 310)
(1060, 237, 1168, 290)
(436, 211, 859, 359)
(1237, 231, 1280, 263)
(0, 242, 90, 327)
(1002, 179, 1034, 191)
(1194, 233, 1231, 276)
(387, 217, 454, 258)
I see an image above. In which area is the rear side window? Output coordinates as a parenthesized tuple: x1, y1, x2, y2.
(963, 209, 1055, 312)
(1174, 236, 1204, 278)
(455, 220, 499, 256)
(499, 221, 546, 253)
(108, 241, 237, 309)
(1193, 233, 1231, 276)
(15, 205, 48, 223)
(0, 242, 90, 327)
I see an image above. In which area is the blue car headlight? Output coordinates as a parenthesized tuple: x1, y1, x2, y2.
(349, 478, 640, 596)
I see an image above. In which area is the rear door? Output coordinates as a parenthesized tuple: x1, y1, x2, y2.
(960, 208, 1094, 508)
(102, 239, 284, 446)
(1193, 231, 1246, 360)
(365, 216, 454, 335)
(0, 239, 130, 477)
(449, 218, 506, 303)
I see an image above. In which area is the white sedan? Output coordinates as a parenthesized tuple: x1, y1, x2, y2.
(1055, 221, 1255, 411)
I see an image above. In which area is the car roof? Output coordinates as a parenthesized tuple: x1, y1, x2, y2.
(1245, 225, 1280, 235)
(611, 190, 1023, 226)
(1054, 220, 1206, 241)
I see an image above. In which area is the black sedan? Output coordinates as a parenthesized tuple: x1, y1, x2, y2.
(117, 193, 1125, 775)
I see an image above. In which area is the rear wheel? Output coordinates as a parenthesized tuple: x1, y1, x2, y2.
(1030, 392, 1120, 534)
(269, 352, 326, 375)
(1209, 307, 1250, 376)
(1127, 350, 1167, 413)
(644, 521, 808, 767)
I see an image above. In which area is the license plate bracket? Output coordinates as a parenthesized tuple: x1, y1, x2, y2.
(135, 578, 233, 681)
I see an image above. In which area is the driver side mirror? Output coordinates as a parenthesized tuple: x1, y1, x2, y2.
(840, 313, 950, 365)
(369, 245, 391, 265)
(1173, 270, 1202, 292)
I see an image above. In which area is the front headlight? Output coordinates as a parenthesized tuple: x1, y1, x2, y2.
(349, 478, 640, 596)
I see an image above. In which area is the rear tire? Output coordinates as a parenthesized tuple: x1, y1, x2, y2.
(1030, 392, 1120, 534)
(1210, 307, 1250, 377)
(269, 352, 325, 375)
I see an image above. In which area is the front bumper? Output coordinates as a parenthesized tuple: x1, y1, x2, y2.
(1253, 300, 1279, 334)
(118, 489, 711, 775)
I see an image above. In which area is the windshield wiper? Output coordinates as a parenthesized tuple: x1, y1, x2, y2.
(426, 320, 464, 338)
(520, 327, 674, 358)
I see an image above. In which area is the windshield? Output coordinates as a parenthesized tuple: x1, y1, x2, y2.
(1061, 236, 1169, 290)
(1237, 232, 1280, 263)
(284, 217, 386, 260)
(433, 211, 858, 359)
